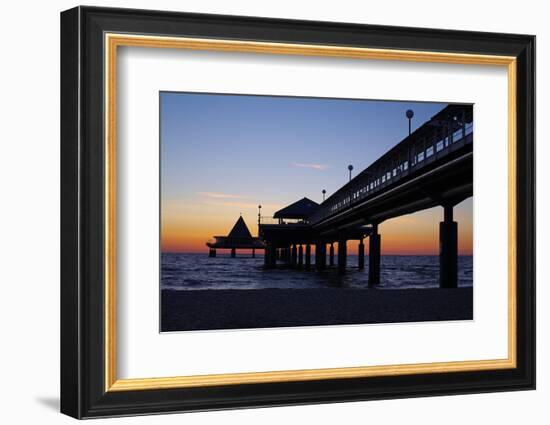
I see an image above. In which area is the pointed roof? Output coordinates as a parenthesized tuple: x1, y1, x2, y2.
(227, 216, 253, 238)
(273, 197, 320, 219)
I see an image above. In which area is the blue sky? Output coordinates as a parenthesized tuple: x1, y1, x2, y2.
(161, 92, 447, 205)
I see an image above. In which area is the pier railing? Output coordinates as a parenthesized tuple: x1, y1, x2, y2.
(308, 104, 473, 225)
(259, 216, 310, 225)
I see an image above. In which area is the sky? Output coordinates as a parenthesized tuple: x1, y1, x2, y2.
(160, 92, 473, 255)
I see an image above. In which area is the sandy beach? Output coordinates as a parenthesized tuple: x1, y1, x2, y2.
(161, 287, 473, 332)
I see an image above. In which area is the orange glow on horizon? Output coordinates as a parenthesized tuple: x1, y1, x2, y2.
(161, 204, 473, 256)
(161, 197, 265, 253)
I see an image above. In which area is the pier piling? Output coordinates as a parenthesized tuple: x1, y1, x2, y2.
(368, 224, 381, 285)
(305, 244, 311, 269)
(439, 205, 458, 288)
(358, 239, 365, 269)
(264, 243, 276, 268)
(337, 239, 347, 273)
(316, 243, 326, 270)
(291, 244, 298, 267)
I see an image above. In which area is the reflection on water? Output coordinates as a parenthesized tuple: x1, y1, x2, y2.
(161, 253, 473, 290)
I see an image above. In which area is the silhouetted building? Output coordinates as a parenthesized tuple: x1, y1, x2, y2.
(273, 197, 320, 224)
(206, 216, 264, 258)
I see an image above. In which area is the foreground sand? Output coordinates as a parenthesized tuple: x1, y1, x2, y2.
(161, 287, 473, 332)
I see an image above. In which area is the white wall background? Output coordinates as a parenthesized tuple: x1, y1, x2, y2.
(0, 0, 545, 423)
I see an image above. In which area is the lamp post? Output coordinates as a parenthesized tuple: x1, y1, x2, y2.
(406, 109, 414, 136)
(257, 204, 261, 228)
(348, 164, 354, 182)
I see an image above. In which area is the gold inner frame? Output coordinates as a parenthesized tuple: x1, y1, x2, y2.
(104, 33, 518, 392)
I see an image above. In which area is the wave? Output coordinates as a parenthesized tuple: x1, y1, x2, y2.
(160, 253, 473, 291)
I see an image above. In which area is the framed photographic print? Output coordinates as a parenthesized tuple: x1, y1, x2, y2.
(60, 6, 535, 419)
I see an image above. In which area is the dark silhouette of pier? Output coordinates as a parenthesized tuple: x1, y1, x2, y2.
(206, 216, 264, 257)
(258, 104, 473, 288)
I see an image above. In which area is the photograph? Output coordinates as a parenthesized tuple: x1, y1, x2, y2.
(160, 92, 474, 332)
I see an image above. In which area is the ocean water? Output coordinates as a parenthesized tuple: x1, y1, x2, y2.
(161, 253, 473, 290)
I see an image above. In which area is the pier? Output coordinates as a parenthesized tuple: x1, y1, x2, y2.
(206, 216, 264, 257)
(259, 104, 473, 288)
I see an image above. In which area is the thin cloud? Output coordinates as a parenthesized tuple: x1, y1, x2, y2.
(204, 200, 282, 210)
(197, 192, 248, 199)
(291, 162, 329, 171)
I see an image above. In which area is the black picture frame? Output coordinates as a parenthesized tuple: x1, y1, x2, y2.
(61, 6, 535, 419)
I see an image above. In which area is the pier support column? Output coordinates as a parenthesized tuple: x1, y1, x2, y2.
(329, 243, 335, 266)
(305, 244, 311, 270)
(252, 248, 255, 258)
(337, 239, 347, 274)
(284, 247, 290, 263)
(440, 205, 458, 288)
(264, 243, 277, 269)
(264, 243, 275, 268)
(231, 248, 236, 258)
(369, 224, 381, 285)
(209, 248, 216, 257)
(291, 244, 298, 267)
(358, 238, 365, 269)
(315, 243, 326, 270)
(298, 245, 304, 268)
(314, 245, 319, 268)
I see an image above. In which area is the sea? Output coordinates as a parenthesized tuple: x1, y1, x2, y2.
(161, 253, 473, 290)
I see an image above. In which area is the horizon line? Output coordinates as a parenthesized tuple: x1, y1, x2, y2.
(161, 251, 474, 256)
